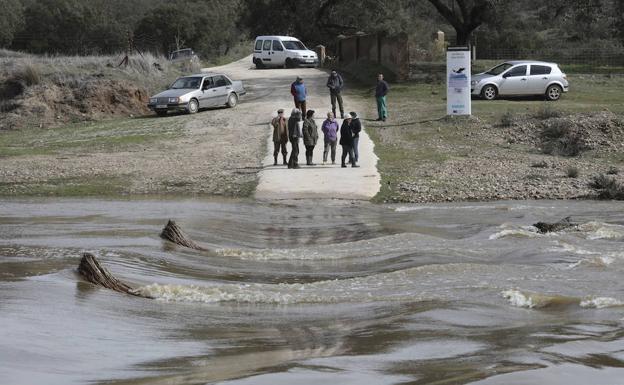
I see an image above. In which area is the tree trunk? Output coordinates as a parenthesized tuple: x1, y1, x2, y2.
(78, 253, 146, 297)
(160, 219, 207, 251)
(456, 29, 470, 46)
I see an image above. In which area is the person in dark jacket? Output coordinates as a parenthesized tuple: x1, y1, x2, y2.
(326, 70, 344, 119)
(287, 108, 302, 169)
(271, 109, 288, 165)
(302, 109, 318, 166)
(375, 73, 389, 121)
(290, 76, 307, 118)
(321, 111, 339, 164)
(339, 113, 358, 168)
(349, 111, 361, 164)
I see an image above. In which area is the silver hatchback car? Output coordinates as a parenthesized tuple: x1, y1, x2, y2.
(471, 61, 569, 101)
(148, 73, 246, 116)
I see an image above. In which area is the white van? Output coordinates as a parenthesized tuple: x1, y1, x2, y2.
(253, 36, 318, 69)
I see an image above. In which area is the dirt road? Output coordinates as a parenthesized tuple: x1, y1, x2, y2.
(0, 56, 378, 198)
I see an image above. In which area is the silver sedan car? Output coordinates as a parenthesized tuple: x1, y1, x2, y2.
(471, 61, 569, 101)
(148, 73, 246, 116)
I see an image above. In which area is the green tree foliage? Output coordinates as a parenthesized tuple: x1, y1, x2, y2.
(12, 0, 93, 54)
(134, 0, 243, 58)
(425, 0, 502, 45)
(0, 0, 24, 48)
(2, 0, 622, 58)
(476, 0, 623, 54)
(241, 0, 440, 45)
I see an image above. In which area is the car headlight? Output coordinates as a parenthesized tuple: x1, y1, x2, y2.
(168, 97, 179, 104)
(470, 80, 477, 86)
(149, 98, 157, 104)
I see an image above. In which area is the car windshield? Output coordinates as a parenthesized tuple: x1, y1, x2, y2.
(282, 40, 307, 50)
(170, 77, 202, 89)
(486, 63, 514, 75)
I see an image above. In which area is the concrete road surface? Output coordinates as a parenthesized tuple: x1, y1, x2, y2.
(204, 55, 380, 201)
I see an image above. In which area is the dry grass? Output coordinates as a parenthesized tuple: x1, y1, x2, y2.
(0, 50, 178, 95)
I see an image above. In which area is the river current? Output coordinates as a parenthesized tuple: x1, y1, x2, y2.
(1, 198, 623, 384)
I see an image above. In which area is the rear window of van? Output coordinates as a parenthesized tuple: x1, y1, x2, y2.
(254, 40, 263, 50)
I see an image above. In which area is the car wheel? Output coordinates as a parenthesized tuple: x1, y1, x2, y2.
(156, 110, 167, 117)
(254, 58, 265, 69)
(481, 85, 498, 100)
(285, 58, 295, 68)
(546, 84, 562, 101)
(226, 93, 238, 108)
(187, 99, 199, 114)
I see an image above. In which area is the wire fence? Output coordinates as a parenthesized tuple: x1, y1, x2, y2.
(476, 48, 624, 66)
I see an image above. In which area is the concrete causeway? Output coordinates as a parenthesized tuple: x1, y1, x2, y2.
(255, 117, 380, 201)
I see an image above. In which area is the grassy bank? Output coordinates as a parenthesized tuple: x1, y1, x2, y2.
(345, 74, 624, 203)
(0, 114, 186, 158)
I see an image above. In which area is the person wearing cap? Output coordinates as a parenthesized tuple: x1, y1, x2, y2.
(339, 113, 358, 168)
(271, 108, 288, 165)
(349, 111, 361, 164)
(290, 76, 307, 118)
(287, 108, 302, 169)
(302, 109, 319, 166)
(375, 73, 390, 121)
(321, 111, 339, 165)
(326, 70, 344, 119)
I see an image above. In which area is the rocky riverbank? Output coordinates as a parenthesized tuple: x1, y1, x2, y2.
(365, 108, 624, 203)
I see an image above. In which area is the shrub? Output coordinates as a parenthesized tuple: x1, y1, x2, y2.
(534, 104, 562, 120)
(540, 120, 586, 157)
(607, 166, 619, 175)
(589, 174, 624, 199)
(13, 62, 41, 86)
(500, 110, 514, 127)
(0, 99, 20, 113)
(531, 160, 549, 168)
(566, 166, 579, 178)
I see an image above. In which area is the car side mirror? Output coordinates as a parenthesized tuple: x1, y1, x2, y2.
(502, 73, 510, 78)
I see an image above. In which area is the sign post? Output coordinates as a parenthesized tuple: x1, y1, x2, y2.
(446, 47, 471, 116)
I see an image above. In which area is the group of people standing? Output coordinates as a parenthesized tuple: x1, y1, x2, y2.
(271, 69, 389, 169)
(271, 108, 361, 169)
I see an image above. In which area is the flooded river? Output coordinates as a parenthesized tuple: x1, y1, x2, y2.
(1, 198, 623, 384)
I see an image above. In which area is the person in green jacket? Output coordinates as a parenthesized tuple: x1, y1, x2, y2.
(302, 109, 319, 166)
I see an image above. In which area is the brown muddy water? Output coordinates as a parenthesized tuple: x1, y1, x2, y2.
(1, 198, 624, 385)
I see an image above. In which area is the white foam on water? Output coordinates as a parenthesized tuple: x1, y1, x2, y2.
(576, 221, 624, 240)
(489, 225, 540, 240)
(135, 263, 496, 305)
(394, 205, 502, 212)
(568, 256, 615, 269)
(501, 289, 579, 309)
(214, 233, 436, 261)
(502, 290, 537, 308)
(503, 290, 624, 310)
(580, 297, 624, 309)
